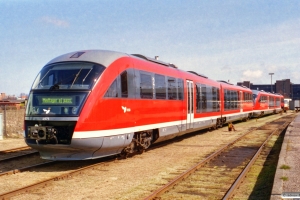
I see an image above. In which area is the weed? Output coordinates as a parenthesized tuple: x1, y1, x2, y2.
(280, 165, 291, 170)
(280, 176, 288, 181)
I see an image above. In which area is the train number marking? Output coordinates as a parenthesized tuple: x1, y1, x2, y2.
(121, 106, 131, 113)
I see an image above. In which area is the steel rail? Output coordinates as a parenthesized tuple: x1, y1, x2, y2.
(144, 126, 260, 200)
(1, 115, 295, 200)
(222, 121, 291, 200)
(0, 160, 55, 177)
(0, 157, 115, 199)
(0, 133, 199, 199)
(0, 146, 31, 154)
(144, 116, 294, 200)
(0, 151, 38, 162)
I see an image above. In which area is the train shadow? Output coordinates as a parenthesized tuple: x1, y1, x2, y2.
(247, 129, 286, 199)
(144, 127, 212, 152)
(27, 128, 213, 173)
(25, 156, 113, 173)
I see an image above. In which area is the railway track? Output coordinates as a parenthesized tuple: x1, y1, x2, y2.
(0, 160, 55, 177)
(0, 155, 116, 200)
(0, 146, 47, 176)
(0, 137, 186, 200)
(0, 146, 38, 162)
(145, 114, 296, 200)
(0, 131, 200, 199)
(0, 114, 295, 199)
(0, 146, 31, 153)
(0, 151, 38, 163)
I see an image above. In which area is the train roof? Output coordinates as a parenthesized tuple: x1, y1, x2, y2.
(217, 80, 233, 85)
(45, 50, 215, 84)
(46, 50, 129, 67)
(131, 54, 178, 69)
(252, 89, 283, 96)
(46, 50, 180, 69)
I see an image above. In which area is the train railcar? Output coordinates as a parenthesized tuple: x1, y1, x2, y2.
(24, 50, 225, 160)
(252, 90, 283, 117)
(23, 50, 278, 161)
(218, 81, 253, 124)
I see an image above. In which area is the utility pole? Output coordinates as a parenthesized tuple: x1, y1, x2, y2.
(269, 73, 274, 93)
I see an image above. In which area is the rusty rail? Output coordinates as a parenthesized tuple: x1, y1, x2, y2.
(0, 146, 31, 154)
(222, 121, 291, 199)
(0, 157, 115, 199)
(144, 116, 294, 200)
(0, 160, 55, 177)
(144, 127, 260, 200)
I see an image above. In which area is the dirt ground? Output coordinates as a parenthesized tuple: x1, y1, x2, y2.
(0, 138, 27, 151)
(0, 112, 292, 200)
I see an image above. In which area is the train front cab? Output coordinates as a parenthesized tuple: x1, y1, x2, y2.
(252, 90, 283, 117)
(24, 59, 109, 160)
(218, 82, 253, 125)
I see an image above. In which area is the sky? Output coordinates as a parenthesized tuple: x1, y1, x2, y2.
(0, 0, 299, 96)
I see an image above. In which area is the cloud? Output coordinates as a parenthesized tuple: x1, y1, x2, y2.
(41, 16, 69, 27)
(242, 69, 263, 79)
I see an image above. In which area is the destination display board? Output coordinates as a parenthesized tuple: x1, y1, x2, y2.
(38, 96, 76, 106)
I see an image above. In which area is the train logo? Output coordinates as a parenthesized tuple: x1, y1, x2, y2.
(122, 106, 131, 113)
(42, 108, 51, 114)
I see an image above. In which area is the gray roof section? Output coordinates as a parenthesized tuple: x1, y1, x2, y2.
(46, 50, 129, 67)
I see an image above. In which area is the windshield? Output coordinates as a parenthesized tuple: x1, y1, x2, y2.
(32, 62, 105, 90)
(252, 94, 257, 104)
(26, 91, 89, 116)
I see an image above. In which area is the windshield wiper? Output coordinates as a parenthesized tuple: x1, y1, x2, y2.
(38, 69, 51, 86)
(70, 68, 83, 88)
(82, 68, 93, 84)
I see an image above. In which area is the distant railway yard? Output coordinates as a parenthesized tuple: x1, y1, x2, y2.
(0, 111, 297, 199)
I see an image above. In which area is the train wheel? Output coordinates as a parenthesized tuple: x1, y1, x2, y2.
(119, 151, 129, 159)
(137, 147, 145, 154)
(216, 118, 223, 128)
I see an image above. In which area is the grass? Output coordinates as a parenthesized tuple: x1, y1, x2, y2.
(280, 164, 291, 170)
(242, 130, 286, 199)
(280, 176, 288, 181)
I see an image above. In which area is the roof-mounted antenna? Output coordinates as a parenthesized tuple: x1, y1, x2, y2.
(187, 71, 208, 79)
(240, 85, 249, 89)
(131, 54, 178, 69)
(217, 80, 234, 85)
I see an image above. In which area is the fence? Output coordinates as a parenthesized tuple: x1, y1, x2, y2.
(0, 106, 25, 138)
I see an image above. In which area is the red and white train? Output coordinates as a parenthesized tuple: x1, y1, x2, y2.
(24, 50, 284, 160)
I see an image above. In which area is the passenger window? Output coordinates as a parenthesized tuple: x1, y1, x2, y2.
(178, 79, 184, 100)
(155, 74, 166, 99)
(167, 77, 177, 100)
(105, 79, 118, 97)
(224, 89, 238, 110)
(140, 73, 153, 99)
(121, 71, 128, 98)
(212, 87, 219, 111)
(197, 84, 220, 113)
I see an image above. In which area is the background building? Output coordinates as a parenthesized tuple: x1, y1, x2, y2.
(237, 79, 300, 100)
(0, 93, 6, 100)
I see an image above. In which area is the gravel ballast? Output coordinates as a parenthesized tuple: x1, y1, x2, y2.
(0, 113, 291, 200)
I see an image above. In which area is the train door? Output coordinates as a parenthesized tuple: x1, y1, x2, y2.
(186, 80, 194, 129)
(240, 91, 243, 112)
